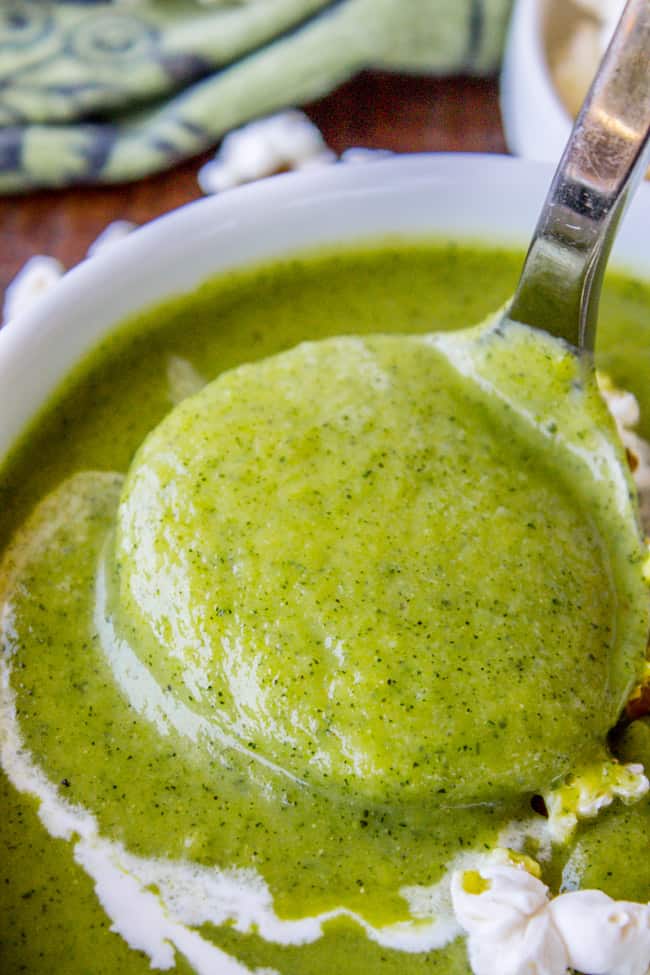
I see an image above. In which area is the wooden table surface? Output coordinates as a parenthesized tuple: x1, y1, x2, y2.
(0, 72, 507, 296)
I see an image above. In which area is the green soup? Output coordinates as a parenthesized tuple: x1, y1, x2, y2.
(1, 242, 650, 975)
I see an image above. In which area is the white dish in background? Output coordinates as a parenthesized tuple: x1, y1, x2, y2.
(500, 0, 572, 162)
(500, 0, 625, 164)
(1, 153, 650, 462)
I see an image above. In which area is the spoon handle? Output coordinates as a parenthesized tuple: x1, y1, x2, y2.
(508, 0, 650, 352)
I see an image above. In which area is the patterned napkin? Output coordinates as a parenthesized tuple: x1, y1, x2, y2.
(0, 0, 512, 192)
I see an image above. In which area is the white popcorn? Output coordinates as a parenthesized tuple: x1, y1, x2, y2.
(2, 221, 138, 329)
(451, 865, 569, 975)
(600, 384, 640, 430)
(599, 372, 650, 499)
(197, 111, 336, 194)
(544, 761, 649, 844)
(86, 220, 136, 259)
(452, 864, 550, 935)
(453, 863, 650, 975)
(551, 890, 650, 975)
(2, 255, 65, 326)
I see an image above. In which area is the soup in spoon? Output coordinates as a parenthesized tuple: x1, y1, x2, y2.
(108, 323, 648, 809)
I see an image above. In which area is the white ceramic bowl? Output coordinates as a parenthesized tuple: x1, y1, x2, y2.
(500, 0, 572, 162)
(1, 153, 650, 463)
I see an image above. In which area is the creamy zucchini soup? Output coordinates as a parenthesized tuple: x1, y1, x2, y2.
(2, 242, 650, 975)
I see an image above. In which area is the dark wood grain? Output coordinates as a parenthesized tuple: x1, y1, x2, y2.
(0, 73, 507, 296)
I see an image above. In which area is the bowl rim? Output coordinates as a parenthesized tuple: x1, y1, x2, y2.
(2, 151, 649, 465)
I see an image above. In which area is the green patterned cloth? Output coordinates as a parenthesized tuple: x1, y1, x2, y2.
(0, 0, 512, 193)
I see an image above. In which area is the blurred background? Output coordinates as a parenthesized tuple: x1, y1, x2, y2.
(0, 0, 619, 305)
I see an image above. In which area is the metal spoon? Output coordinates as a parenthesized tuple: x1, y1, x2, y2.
(507, 0, 650, 351)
